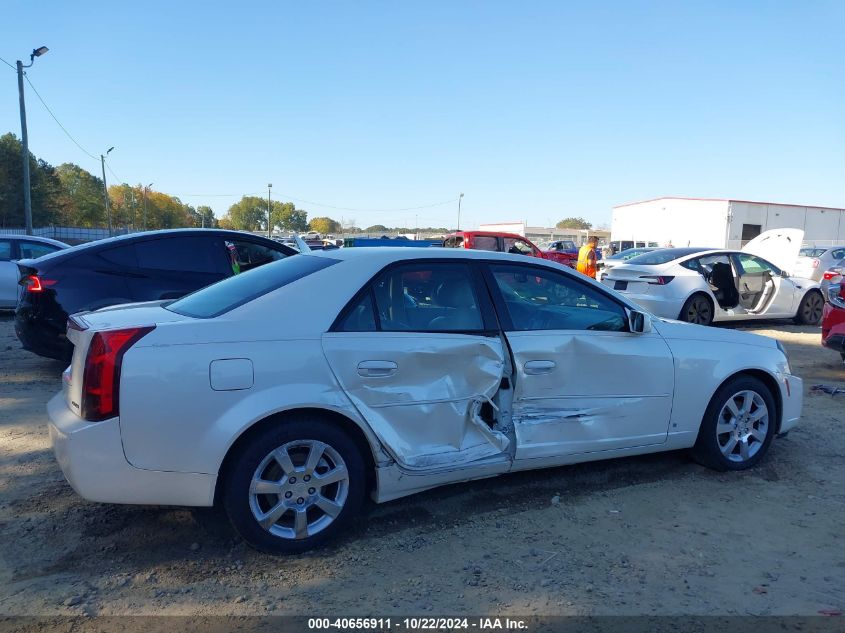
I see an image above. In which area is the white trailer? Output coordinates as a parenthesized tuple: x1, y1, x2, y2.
(611, 197, 845, 249)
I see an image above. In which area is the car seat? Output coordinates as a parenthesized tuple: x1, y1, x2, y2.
(710, 262, 739, 309)
(428, 280, 481, 330)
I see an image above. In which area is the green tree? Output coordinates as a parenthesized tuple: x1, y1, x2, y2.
(223, 196, 269, 231)
(196, 205, 217, 228)
(272, 201, 308, 232)
(309, 216, 340, 234)
(55, 163, 106, 226)
(365, 224, 389, 233)
(0, 133, 64, 228)
(556, 217, 592, 230)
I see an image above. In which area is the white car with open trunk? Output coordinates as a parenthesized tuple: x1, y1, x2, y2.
(600, 229, 824, 326)
(49, 247, 802, 553)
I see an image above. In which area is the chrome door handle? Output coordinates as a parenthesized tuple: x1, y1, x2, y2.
(357, 360, 398, 377)
(524, 360, 556, 375)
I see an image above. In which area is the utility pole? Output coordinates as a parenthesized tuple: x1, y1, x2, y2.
(100, 147, 114, 236)
(143, 183, 152, 231)
(267, 183, 273, 238)
(457, 192, 464, 231)
(16, 46, 49, 235)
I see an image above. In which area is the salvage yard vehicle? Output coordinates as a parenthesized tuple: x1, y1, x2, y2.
(0, 235, 69, 309)
(794, 245, 845, 282)
(821, 280, 845, 362)
(443, 231, 574, 267)
(597, 246, 658, 281)
(601, 230, 824, 326)
(16, 229, 296, 361)
(48, 247, 802, 554)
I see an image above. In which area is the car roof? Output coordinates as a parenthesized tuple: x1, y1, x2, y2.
(21, 229, 288, 267)
(447, 231, 528, 240)
(0, 234, 69, 247)
(311, 246, 552, 264)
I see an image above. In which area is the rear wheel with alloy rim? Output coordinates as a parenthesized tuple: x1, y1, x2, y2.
(222, 415, 366, 554)
(794, 290, 824, 325)
(691, 376, 776, 471)
(679, 293, 714, 326)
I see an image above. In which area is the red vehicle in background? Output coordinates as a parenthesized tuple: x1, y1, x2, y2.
(442, 231, 576, 267)
(821, 273, 845, 363)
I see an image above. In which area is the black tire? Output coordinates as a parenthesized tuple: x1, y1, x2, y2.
(679, 293, 714, 326)
(794, 290, 824, 325)
(691, 375, 777, 471)
(222, 414, 366, 554)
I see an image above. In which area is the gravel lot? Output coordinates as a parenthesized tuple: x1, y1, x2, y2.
(0, 313, 843, 617)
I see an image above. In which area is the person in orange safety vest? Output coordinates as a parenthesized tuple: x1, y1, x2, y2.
(576, 236, 599, 278)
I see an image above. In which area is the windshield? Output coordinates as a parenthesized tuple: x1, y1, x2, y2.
(167, 255, 338, 318)
(625, 248, 710, 265)
(799, 248, 827, 257)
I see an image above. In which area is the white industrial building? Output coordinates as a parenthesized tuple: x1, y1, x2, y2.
(478, 221, 610, 245)
(611, 197, 845, 249)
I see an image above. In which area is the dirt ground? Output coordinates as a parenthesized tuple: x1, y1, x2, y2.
(0, 313, 843, 617)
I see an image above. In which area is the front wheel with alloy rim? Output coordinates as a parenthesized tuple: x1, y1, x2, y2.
(794, 290, 824, 325)
(222, 415, 366, 554)
(691, 376, 777, 471)
(679, 293, 714, 326)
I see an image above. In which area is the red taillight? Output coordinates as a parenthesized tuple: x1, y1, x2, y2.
(20, 275, 56, 293)
(641, 275, 675, 285)
(823, 271, 835, 280)
(81, 326, 154, 421)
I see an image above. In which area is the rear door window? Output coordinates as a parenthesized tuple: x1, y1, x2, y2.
(19, 241, 61, 259)
(99, 244, 139, 267)
(471, 236, 499, 251)
(225, 239, 288, 274)
(135, 236, 227, 274)
(0, 240, 11, 261)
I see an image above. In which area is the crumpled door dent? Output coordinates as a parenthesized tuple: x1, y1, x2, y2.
(322, 333, 509, 471)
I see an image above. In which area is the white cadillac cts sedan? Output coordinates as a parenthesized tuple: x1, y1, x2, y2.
(48, 247, 802, 553)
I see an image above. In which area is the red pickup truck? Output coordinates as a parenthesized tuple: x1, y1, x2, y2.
(442, 231, 576, 267)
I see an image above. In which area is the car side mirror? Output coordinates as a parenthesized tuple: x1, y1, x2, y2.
(780, 270, 790, 278)
(627, 309, 652, 333)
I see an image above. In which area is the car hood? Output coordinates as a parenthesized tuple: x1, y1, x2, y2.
(742, 228, 803, 273)
(651, 317, 778, 350)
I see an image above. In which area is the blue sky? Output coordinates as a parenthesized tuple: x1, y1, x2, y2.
(2, 0, 843, 228)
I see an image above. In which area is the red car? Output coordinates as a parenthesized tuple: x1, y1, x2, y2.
(821, 278, 845, 362)
(442, 231, 575, 267)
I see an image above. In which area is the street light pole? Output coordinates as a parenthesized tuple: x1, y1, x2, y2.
(16, 46, 49, 236)
(143, 183, 152, 231)
(100, 147, 114, 236)
(457, 193, 464, 231)
(267, 183, 273, 238)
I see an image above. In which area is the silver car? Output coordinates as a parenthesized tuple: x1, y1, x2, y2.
(0, 235, 69, 309)
(794, 245, 845, 282)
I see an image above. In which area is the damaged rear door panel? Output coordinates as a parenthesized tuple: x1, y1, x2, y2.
(322, 332, 510, 470)
(322, 260, 512, 472)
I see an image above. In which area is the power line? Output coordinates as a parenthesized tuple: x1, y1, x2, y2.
(23, 75, 99, 160)
(0, 56, 16, 71)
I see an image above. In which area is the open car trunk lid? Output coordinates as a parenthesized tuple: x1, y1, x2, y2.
(742, 228, 804, 274)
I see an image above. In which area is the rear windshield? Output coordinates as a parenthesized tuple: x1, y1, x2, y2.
(799, 248, 826, 257)
(166, 255, 338, 318)
(625, 247, 709, 265)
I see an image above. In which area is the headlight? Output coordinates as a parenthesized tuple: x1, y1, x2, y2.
(775, 340, 792, 374)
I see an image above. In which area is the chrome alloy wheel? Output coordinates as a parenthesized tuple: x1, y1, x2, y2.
(716, 390, 769, 462)
(249, 440, 349, 540)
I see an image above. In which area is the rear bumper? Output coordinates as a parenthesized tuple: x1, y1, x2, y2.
(15, 308, 71, 361)
(48, 393, 216, 506)
(614, 293, 681, 320)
